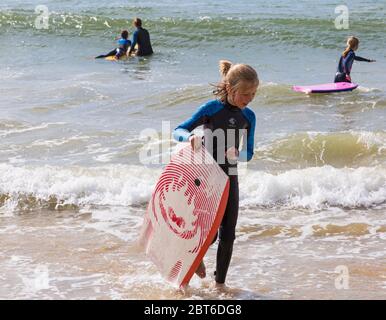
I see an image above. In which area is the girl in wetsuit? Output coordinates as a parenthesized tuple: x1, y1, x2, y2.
(334, 36, 376, 83)
(173, 60, 259, 287)
(95, 30, 131, 60)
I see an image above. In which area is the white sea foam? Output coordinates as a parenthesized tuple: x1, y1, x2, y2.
(2, 163, 386, 211)
(239, 165, 386, 209)
(0, 122, 66, 138)
(0, 163, 161, 210)
(357, 86, 381, 93)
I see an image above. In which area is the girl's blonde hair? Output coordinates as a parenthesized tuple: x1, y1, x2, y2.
(213, 60, 259, 103)
(342, 36, 359, 58)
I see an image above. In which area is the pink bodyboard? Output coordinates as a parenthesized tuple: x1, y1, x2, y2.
(293, 82, 358, 93)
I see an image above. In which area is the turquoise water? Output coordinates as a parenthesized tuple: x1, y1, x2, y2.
(0, 0, 385, 299)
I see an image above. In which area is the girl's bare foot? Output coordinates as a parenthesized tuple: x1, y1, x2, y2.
(214, 282, 229, 292)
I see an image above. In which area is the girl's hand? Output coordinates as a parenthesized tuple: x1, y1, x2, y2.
(189, 135, 202, 151)
(225, 146, 239, 161)
(345, 74, 352, 82)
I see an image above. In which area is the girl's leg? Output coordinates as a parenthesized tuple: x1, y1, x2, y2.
(334, 72, 350, 83)
(95, 49, 118, 59)
(215, 174, 239, 284)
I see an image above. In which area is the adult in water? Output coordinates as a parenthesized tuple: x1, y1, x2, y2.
(128, 18, 153, 57)
(95, 30, 131, 59)
(334, 36, 376, 83)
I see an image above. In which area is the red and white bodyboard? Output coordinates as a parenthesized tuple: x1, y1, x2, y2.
(139, 145, 230, 287)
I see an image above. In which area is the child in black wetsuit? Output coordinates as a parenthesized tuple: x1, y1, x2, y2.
(95, 30, 131, 60)
(173, 60, 259, 287)
(334, 36, 376, 83)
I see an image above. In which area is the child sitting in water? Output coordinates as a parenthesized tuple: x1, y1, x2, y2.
(95, 30, 131, 60)
(334, 36, 375, 83)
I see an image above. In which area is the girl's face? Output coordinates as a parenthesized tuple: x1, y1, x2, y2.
(227, 82, 258, 109)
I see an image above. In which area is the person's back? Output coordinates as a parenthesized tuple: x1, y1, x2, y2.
(135, 27, 153, 56)
(129, 18, 153, 57)
(117, 38, 130, 54)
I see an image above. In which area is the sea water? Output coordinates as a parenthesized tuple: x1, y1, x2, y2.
(0, 0, 385, 299)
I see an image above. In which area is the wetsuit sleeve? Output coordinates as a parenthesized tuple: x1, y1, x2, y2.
(354, 56, 371, 62)
(239, 109, 256, 162)
(173, 101, 220, 142)
(344, 51, 355, 75)
(130, 30, 138, 50)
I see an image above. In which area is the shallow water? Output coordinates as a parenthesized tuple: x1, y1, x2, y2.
(0, 206, 384, 299)
(0, 0, 385, 299)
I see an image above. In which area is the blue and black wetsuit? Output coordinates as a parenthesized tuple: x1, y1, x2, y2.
(334, 49, 372, 82)
(129, 27, 153, 56)
(173, 99, 256, 284)
(116, 38, 131, 57)
(95, 38, 131, 59)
